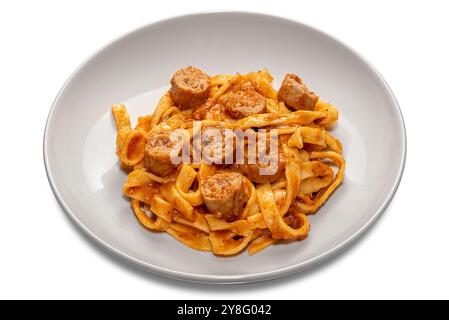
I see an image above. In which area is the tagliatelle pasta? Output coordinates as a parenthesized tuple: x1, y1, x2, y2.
(112, 67, 345, 256)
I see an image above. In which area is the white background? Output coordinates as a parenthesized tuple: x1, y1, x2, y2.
(1, 0, 448, 299)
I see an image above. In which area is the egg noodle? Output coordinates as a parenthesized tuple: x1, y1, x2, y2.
(112, 69, 345, 255)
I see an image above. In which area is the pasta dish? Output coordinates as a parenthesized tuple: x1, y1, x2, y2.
(112, 67, 345, 255)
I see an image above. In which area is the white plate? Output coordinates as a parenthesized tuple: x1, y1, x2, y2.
(44, 12, 406, 284)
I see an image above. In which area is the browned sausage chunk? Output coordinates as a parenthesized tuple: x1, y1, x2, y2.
(201, 172, 248, 221)
(278, 73, 319, 110)
(243, 145, 286, 184)
(169, 66, 211, 109)
(144, 131, 180, 176)
(224, 88, 266, 119)
(198, 125, 234, 164)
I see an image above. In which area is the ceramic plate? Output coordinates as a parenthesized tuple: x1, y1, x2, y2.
(44, 12, 406, 283)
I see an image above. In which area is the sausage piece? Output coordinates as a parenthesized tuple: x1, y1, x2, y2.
(198, 125, 234, 164)
(224, 86, 266, 119)
(144, 131, 180, 176)
(169, 66, 211, 109)
(278, 73, 319, 110)
(201, 172, 248, 221)
(243, 145, 286, 184)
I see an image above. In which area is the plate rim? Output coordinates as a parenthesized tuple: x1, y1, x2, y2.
(43, 10, 407, 284)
